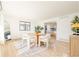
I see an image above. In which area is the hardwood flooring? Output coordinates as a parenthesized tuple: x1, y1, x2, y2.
(18, 40, 69, 57)
(0, 39, 69, 57)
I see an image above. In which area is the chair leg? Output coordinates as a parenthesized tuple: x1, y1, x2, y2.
(38, 41, 40, 47)
(27, 39, 30, 50)
(46, 42, 48, 48)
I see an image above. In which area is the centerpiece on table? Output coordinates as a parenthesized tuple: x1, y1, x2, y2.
(35, 25, 44, 35)
(35, 25, 44, 46)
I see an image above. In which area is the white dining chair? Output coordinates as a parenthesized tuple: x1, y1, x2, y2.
(22, 33, 36, 49)
(39, 34, 50, 48)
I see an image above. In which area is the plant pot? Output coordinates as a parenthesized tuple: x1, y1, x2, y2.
(35, 32, 40, 35)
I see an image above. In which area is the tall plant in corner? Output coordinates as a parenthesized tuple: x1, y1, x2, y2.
(35, 25, 43, 35)
(71, 16, 79, 35)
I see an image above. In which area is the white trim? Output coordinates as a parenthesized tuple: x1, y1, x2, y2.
(58, 38, 69, 43)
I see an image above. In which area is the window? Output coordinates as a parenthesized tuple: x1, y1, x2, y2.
(19, 21, 31, 31)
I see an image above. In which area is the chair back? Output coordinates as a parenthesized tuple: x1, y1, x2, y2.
(40, 33, 50, 39)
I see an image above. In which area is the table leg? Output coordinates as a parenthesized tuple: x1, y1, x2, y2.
(37, 35, 39, 46)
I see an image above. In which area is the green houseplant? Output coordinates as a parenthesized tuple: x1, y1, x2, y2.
(35, 25, 43, 34)
(71, 16, 79, 35)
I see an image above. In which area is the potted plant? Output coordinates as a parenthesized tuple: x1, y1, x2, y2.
(71, 16, 79, 35)
(35, 25, 44, 35)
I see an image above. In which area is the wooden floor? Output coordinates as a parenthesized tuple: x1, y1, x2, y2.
(18, 40, 69, 57)
(0, 38, 69, 57)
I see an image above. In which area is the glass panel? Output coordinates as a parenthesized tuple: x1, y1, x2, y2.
(4, 20, 11, 40)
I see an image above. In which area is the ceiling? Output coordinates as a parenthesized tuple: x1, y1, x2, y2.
(2, 1, 79, 20)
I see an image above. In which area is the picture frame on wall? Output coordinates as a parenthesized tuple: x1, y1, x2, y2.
(19, 21, 31, 31)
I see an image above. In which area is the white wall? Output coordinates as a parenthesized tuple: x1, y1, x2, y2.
(0, 13, 5, 44)
(57, 16, 72, 42)
(3, 14, 41, 39)
(3, 12, 79, 42)
(57, 13, 79, 42)
(39, 13, 79, 42)
(2, 1, 79, 40)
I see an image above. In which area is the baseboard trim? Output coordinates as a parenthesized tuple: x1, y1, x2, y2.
(57, 39, 69, 43)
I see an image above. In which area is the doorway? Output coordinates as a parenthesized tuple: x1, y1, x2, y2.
(44, 22, 57, 47)
(44, 22, 57, 37)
